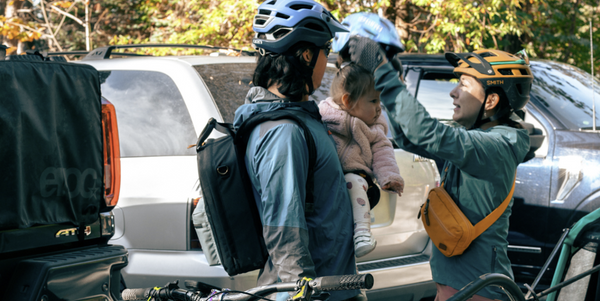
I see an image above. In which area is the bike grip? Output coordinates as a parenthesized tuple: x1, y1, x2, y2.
(310, 274, 374, 291)
(121, 288, 152, 300)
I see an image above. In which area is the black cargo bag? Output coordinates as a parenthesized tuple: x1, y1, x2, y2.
(0, 60, 103, 231)
(195, 110, 316, 276)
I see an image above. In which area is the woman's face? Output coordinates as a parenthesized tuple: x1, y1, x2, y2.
(449, 74, 485, 128)
(311, 48, 328, 90)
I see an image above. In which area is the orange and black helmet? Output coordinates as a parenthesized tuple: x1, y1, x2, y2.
(445, 49, 533, 112)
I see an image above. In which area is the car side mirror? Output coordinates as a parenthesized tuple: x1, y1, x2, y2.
(518, 121, 546, 163)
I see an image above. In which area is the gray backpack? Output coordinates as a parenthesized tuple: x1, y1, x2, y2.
(195, 110, 317, 276)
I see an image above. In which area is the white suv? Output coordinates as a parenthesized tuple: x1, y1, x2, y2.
(76, 45, 440, 301)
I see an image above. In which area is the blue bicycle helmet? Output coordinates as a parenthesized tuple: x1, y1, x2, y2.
(252, 0, 348, 54)
(332, 12, 404, 57)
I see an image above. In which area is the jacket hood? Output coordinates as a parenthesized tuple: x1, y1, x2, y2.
(234, 87, 322, 129)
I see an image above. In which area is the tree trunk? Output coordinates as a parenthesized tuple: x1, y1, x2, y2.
(4, 0, 25, 54)
(0, 0, 5, 46)
(386, 0, 411, 42)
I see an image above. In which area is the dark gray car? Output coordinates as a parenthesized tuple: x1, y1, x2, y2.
(395, 53, 600, 287)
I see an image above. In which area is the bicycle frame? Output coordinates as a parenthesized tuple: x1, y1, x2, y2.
(448, 207, 600, 301)
(446, 274, 525, 301)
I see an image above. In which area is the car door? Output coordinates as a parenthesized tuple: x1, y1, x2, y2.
(508, 100, 554, 280)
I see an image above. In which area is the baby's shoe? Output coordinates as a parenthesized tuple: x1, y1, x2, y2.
(354, 232, 377, 258)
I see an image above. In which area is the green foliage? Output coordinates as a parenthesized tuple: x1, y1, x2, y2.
(1, 0, 597, 77)
(406, 0, 539, 53)
(530, 0, 599, 76)
(110, 0, 258, 55)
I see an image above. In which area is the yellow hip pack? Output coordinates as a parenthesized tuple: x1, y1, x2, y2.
(418, 175, 515, 257)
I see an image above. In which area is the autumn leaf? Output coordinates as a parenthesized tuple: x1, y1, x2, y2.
(53, 1, 73, 9)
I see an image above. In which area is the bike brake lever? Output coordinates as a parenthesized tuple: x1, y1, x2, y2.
(291, 277, 313, 301)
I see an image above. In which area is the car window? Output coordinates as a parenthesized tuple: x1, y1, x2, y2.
(196, 64, 337, 123)
(194, 63, 255, 123)
(530, 61, 600, 130)
(415, 72, 458, 121)
(99, 70, 196, 157)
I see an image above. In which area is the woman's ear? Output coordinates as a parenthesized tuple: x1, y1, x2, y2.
(485, 92, 500, 111)
(302, 49, 313, 63)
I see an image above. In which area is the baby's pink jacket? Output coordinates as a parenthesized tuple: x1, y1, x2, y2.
(318, 98, 402, 186)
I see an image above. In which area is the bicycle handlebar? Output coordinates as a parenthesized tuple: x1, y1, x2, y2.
(121, 274, 374, 301)
(309, 274, 373, 292)
(121, 287, 149, 300)
(121, 287, 200, 301)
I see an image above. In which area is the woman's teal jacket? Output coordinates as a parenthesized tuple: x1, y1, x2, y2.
(233, 87, 358, 301)
(375, 63, 530, 300)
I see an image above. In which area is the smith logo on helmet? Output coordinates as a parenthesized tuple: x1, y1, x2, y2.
(487, 80, 505, 86)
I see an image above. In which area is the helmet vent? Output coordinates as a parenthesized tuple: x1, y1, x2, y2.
(516, 83, 523, 95)
(267, 0, 277, 4)
(519, 68, 530, 76)
(364, 28, 378, 37)
(255, 19, 267, 26)
(273, 27, 292, 39)
(290, 4, 313, 11)
(304, 22, 325, 32)
(479, 52, 497, 58)
(259, 9, 272, 16)
(276, 13, 290, 19)
(498, 69, 513, 75)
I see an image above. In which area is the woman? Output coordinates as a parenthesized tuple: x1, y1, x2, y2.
(344, 36, 532, 301)
(234, 2, 363, 301)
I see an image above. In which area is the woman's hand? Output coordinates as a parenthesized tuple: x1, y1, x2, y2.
(347, 36, 388, 73)
(382, 178, 404, 196)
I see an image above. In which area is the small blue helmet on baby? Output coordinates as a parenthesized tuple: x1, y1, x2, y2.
(332, 12, 405, 59)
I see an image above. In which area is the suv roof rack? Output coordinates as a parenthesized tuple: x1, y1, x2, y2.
(83, 44, 256, 60)
(49, 51, 90, 56)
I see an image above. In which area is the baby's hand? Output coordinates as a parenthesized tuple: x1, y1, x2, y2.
(382, 178, 404, 196)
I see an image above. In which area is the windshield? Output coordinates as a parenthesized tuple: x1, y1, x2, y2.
(530, 60, 600, 130)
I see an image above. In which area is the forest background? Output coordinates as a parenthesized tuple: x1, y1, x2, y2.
(0, 0, 598, 77)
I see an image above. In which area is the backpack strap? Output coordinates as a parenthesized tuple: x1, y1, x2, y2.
(196, 118, 235, 149)
(472, 174, 517, 237)
(235, 110, 318, 213)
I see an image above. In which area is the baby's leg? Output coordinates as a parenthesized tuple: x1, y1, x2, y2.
(344, 173, 377, 258)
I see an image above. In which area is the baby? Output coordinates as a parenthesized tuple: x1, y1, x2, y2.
(319, 59, 404, 257)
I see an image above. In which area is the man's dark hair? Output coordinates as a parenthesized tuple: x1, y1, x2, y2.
(252, 42, 316, 102)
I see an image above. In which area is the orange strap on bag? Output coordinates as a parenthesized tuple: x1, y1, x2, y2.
(418, 172, 516, 257)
